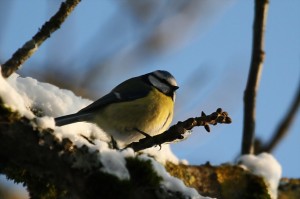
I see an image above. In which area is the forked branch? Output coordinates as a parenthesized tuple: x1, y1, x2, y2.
(261, 82, 300, 153)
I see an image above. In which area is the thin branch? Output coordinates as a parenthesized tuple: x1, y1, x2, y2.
(241, 0, 269, 155)
(1, 0, 81, 78)
(126, 108, 232, 152)
(262, 81, 300, 152)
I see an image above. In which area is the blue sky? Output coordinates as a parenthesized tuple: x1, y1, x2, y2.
(1, 0, 299, 181)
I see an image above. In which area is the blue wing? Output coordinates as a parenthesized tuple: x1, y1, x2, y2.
(55, 76, 151, 126)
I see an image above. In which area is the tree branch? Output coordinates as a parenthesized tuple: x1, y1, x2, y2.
(242, 0, 269, 155)
(1, 0, 81, 78)
(126, 108, 232, 152)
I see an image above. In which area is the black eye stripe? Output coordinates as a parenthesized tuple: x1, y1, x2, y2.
(152, 73, 173, 88)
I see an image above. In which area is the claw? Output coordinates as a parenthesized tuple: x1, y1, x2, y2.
(158, 144, 162, 150)
(134, 128, 152, 138)
(111, 136, 119, 150)
(80, 134, 95, 145)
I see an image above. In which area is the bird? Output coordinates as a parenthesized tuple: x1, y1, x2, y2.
(55, 70, 179, 146)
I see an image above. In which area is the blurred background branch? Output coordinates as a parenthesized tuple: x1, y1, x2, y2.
(16, 0, 226, 99)
(1, 0, 81, 78)
(259, 80, 300, 153)
(241, 0, 269, 155)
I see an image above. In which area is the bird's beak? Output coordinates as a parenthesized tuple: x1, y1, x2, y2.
(173, 86, 179, 91)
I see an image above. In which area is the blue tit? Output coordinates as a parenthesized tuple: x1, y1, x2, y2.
(55, 70, 179, 146)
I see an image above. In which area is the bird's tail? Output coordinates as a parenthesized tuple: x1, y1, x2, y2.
(55, 112, 92, 126)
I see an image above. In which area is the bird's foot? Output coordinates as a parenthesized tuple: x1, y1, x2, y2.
(134, 128, 152, 139)
(110, 136, 120, 150)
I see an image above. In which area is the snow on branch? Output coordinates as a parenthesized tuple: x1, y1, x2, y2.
(0, 76, 231, 199)
(0, 103, 199, 198)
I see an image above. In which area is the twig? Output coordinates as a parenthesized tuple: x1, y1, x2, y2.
(1, 0, 81, 78)
(261, 81, 300, 152)
(126, 108, 232, 152)
(241, 0, 269, 155)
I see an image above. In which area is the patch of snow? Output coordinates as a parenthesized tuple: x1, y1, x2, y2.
(35, 116, 56, 129)
(239, 153, 282, 199)
(140, 155, 215, 199)
(0, 69, 34, 119)
(142, 144, 180, 165)
(6, 73, 91, 117)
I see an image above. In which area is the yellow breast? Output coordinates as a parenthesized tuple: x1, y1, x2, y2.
(94, 88, 174, 143)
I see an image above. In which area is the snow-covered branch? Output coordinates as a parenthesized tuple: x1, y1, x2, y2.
(0, 104, 200, 199)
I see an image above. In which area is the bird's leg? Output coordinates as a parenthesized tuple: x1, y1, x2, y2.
(80, 134, 95, 145)
(133, 128, 162, 150)
(110, 136, 119, 150)
(134, 128, 152, 138)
